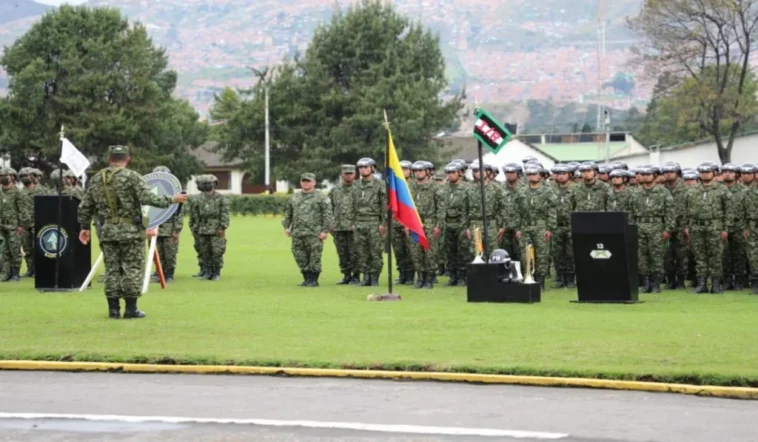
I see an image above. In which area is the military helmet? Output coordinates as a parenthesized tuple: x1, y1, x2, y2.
(551, 164, 569, 174)
(609, 169, 626, 178)
(740, 164, 756, 174)
(63, 169, 76, 178)
(721, 163, 740, 172)
(524, 166, 541, 175)
(683, 171, 698, 180)
(521, 155, 537, 164)
(399, 160, 412, 169)
(651, 166, 661, 175)
(578, 162, 596, 172)
(483, 164, 498, 174)
(503, 162, 521, 174)
(356, 157, 376, 168)
(1, 167, 18, 177)
(660, 163, 679, 173)
(567, 161, 580, 171)
(598, 164, 612, 174)
(637, 166, 654, 175)
(623, 170, 636, 179)
(411, 161, 426, 171)
(616, 162, 629, 170)
(18, 167, 33, 176)
(207, 174, 219, 183)
(469, 160, 481, 171)
(443, 162, 461, 174)
(452, 159, 468, 169)
(609, 162, 623, 171)
(153, 166, 171, 173)
(697, 162, 718, 173)
(424, 161, 435, 170)
(50, 169, 61, 180)
(489, 249, 511, 265)
(31, 168, 44, 177)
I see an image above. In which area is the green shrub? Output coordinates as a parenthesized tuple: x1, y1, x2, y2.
(228, 194, 290, 215)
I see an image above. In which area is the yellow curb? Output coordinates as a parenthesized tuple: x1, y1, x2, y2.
(0, 360, 756, 400)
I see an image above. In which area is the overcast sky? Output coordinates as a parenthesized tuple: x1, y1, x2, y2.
(35, 0, 90, 5)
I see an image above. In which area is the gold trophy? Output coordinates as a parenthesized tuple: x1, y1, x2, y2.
(523, 244, 536, 284)
(472, 227, 485, 264)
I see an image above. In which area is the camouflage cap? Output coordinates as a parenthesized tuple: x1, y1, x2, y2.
(301, 172, 316, 181)
(108, 145, 129, 156)
(341, 164, 356, 173)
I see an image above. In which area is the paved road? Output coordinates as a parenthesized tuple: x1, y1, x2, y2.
(0, 372, 755, 441)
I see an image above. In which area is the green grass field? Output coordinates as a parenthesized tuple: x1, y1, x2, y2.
(2, 216, 758, 386)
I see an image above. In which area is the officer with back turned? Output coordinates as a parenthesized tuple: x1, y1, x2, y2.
(78, 145, 187, 319)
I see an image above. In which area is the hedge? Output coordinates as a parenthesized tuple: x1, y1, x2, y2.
(228, 194, 290, 215)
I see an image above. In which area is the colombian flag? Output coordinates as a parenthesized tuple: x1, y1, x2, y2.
(386, 129, 429, 250)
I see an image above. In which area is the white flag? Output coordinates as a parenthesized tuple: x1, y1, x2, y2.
(60, 138, 91, 178)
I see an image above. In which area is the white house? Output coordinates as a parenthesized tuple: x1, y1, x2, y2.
(189, 142, 288, 195)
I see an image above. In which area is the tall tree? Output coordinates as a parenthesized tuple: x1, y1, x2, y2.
(0, 5, 204, 173)
(630, 0, 758, 162)
(217, 0, 463, 184)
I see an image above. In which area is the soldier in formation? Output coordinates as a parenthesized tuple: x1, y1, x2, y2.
(18, 167, 47, 278)
(391, 161, 414, 285)
(408, 161, 441, 289)
(0, 168, 28, 282)
(354, 158, 386, 286)
(329, 164, 360, 285)
(189, 174, 230, 281)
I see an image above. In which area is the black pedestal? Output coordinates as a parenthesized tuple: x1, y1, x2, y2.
(571, 212, 639, 303)
(467, 263, 541, 303)
(34, 195, 91, 291)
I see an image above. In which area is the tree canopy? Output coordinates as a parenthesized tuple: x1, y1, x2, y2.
(215, 0, 463, 184)
(0, 5, 206, 181)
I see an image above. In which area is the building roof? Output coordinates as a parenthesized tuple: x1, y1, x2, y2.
(192, 142, 244, 168)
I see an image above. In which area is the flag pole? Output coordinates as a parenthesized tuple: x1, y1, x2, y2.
(476, 139, 490, 258)
(384, 110, 394, 295)
(54, 125, 65, 289)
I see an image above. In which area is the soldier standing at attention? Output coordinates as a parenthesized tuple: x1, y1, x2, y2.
(439, 162, 471, 286)
(391, 160, 414, 285)
(629, 167, 675, 293)
(18, 167, 45, 278)
(329, 165, 359, 285)
(354, 158, 386, 287)
(191, 174, 230, 281)
(662, 163, 688, 289)
(606, 169, 634, 213)
(740, 164, 756, 188)
(467, 162, 505, 262)
(409, 161, 441, 289)
(570, 162, 608, 212)
(740, 176, 758, 293)
(515, 166, 557, 289)
(550, 164, 575, 288)
(151, 166, 183, 283)
(188, 175, 207, 278)
(720, 163, 747, 290)
(78, 145, 187, 319)
(500, 163, 522, 261)
(283, 173, 333, 287)
(0, 168, 28, 282)
(683, 163, 732, 294)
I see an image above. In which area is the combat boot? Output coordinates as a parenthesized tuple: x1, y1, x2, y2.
(445, 270, 458, 286)
(733, 275, 746, 291)
(165, 269, 175, 283)
(107, 297, 120, 319)
(566, 273, 576, 289)
(299, 272, 309, 286)
(723, 275, 735, 291)
(337, 273, 351, 285)
(414, 273, 424, 288)
(306, 272, 320, 287)
(350, 272, 361, 285)
(710, 277, 724, 294)
(422, 272, 434, 289)
(692, 278, 708, 294)
(150, 271, 160, 283)
(675, 274, 686, 289)
(651, 275, 661, 294)
(205, 267, 214, 280)
(405, 271, 416, 285)
(664, 272, 676, 290)
(200, 266, 211, 279)
(122, 298, 146, 319)
(361, 273, 372, 287)
(554, 273, 566, 289)
(640, 275, 651, 293)
(211, 269, 221, 281)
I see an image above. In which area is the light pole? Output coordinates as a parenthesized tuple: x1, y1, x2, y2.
(247, 66, 271, 194)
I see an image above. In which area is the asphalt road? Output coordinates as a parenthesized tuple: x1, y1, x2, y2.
(0, 372, 755, 441)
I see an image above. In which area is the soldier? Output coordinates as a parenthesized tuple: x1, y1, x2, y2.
(18, 167, 46, 277)
(191, 174, 230, 281)
(150, 166, 183, 283)
(683, 171, 698, 185)
(77, 145, 187, 319)
(628, 167, 675, 293)
(283, 173, 333, 287)
(50, 169, 82, 198)
(741, 178, 758, 293)
(467, 163, 505, 261)
(515, 166, 557, 289)
(439, 162, 471, 286)
(571, 162, 608, 212)
(188, 175, 208, 278)
(662, 163, 689, 289)
(391, 160, 414, 285)
(740, 164, 756, 188)
(606, 169, 634, 213)
(500, 163, 522, 260)
(683, 163, 732, 294)
(0, 168, 28, 282)
(597, 164, 611, 184)
(329, 164, 359, 285)
(550, 164, 574, 288)
(409, 161, 441, 289)
(721, 163, 747, 290)
(354, 157, 386, 287)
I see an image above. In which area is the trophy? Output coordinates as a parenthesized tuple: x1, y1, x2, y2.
(523, 244, 536, 284)
(472, 228, 485, 264)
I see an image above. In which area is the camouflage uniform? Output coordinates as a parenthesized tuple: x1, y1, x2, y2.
(187, 179, 206, 277)
(409, 175, 441, 288)
(19, 168, 47, 277)
(500, 178, 522, 261)
(682, 170, 732, 293)
(663, 178, 689, 289)
(191, 175, 230, 280)
(283, 173, 333, 287)
(51, 169, 84, 199)
(606, 185, 634, 213)
(628, 180, 675, 293)
(0, 168, 29, 282)
(741, 185, 758, 293)
(516, 179, 557, 285)
(439, 176, 471, 284)
(570, 179, 608, 212)
(552, 180, 574, 287)
(468, 178, 505, 260)
(328, 166, 359, 283)
(354, 176, 386, 285)
(722, 179, 747, 289)
(156, 207, 183, 282)
(78, 145, 177, 319)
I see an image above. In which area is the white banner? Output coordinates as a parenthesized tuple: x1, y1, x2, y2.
(60, 137, 91, 178)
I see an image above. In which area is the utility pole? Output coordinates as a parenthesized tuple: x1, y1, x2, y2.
(248, 66, 271, 194)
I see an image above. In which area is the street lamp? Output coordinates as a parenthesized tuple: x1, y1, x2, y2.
(247, 66, 271, 194)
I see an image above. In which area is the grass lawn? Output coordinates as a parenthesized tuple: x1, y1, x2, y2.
(2, 216, 758, 386)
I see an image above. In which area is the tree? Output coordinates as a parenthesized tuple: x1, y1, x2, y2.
(217, 0, 463, 184)
(630, 0, 758, 162)
(0, 5, 204, 174)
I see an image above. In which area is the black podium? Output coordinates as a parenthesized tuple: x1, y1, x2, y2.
(571, 212, 639, 303)
(34, 195, 91, 291)
(467, 263, 541, 303)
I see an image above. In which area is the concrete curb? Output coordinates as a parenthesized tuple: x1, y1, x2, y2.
(1, 360, 756, 400)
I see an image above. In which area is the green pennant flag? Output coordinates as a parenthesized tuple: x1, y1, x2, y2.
(473, 108, 512, 154)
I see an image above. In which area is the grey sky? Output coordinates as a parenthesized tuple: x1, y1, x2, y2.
(35, 0, 90, 5)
